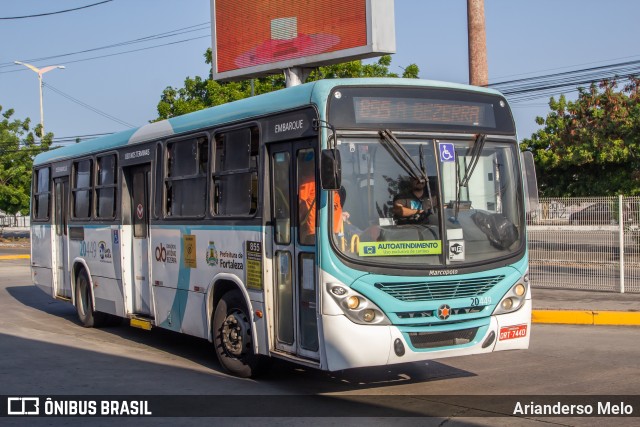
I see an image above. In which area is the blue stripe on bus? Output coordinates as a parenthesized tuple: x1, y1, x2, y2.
(157, 225, 196, 332)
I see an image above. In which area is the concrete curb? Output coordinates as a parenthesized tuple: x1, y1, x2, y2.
(532, 310, 640, 326)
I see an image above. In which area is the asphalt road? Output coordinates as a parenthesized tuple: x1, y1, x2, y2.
(1, 257, 639, 426)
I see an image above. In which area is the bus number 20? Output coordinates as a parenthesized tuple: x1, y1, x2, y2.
(80, 241, 97, 258)
(470, 296, 491, 306)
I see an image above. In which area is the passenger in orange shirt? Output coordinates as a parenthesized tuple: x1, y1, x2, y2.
(298, 151, 345, 245)
(299, 182, 344, 244)
(298, 176, 316, 245)
(334, 186, 346, 235)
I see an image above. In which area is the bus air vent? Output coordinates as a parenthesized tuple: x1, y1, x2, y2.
(396, 306, 485, 321)
(408, 327, 478, 349)
(397, 310, 435, 319)
(375, 275, 504, 302)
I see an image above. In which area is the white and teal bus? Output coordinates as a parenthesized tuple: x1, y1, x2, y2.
(31, 78, 535, 377)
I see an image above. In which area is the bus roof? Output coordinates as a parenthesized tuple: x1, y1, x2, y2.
(33, 78, 505, 166)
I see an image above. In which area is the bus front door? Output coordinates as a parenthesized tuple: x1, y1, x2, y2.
(53, 177, 71, 299)
(125, 164, 153, 317)
(270, 141, 320, 361)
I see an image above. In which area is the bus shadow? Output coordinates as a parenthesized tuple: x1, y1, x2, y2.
(6, 284, 476, 394)
(6, 284, 78, 321)
(260, 358, 476, 393)
(1, 334, 494, 421)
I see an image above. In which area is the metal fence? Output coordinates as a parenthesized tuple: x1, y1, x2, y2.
(527, 196, 640, 293)
(0, 215, 30, 229)
(1, 201, 638, 292)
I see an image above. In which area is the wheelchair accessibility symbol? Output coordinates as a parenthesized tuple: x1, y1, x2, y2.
(439, 143, 455, 163)
(363, 245, 376, 255)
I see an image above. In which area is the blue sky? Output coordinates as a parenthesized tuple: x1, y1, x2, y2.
(2, 0, 639, 144)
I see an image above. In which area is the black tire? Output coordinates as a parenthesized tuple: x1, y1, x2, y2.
(212, 289, 266, 378)
(75, 268, 109, 328)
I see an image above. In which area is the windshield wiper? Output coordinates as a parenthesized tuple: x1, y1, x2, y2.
(452, 133, 487, 221)
(378, 129, 427, 182)
(460, 133, 487, 187)
(378, 129, 434, 213)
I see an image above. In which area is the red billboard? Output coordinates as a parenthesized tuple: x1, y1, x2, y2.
(211, 0, 395, 80)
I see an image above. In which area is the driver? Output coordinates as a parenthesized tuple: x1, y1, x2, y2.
(393, 177, 437, 223)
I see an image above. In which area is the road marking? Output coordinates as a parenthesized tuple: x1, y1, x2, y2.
(533, 309, 640, 326)
(0, 255, 30, 260)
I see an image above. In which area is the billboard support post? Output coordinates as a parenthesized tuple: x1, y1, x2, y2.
(284, 67, 311, 87)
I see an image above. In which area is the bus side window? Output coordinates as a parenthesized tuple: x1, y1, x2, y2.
(33, 167, 51, 221)
(72, 159, 93, 219)
(165, 136, 208, 217)
(96, 154, 117, 219)
(212, 127, 259, 216)
(153, 144, 163, 219)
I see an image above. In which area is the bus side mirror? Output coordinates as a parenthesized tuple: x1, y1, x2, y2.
(320, 149, 341, 190)
(521, 151, 539, 214)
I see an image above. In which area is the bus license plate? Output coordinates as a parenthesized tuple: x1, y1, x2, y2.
(499, 324, 527, 340)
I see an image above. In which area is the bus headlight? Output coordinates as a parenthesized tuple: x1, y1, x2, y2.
(501, 298, 514, 310)
(362, 309, 375, 322)
(514, 283, 526, 297)
(493, 273, 529, 315)
(326, 283, 390, 325)
(346, 296, 360, 309)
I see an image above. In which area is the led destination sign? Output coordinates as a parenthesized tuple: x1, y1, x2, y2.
(353, 97, 496, 127)
(328, 87, 515, 133)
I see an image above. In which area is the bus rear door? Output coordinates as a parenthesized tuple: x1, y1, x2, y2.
(53, 177, 71, 299)
(124, 164, 153, 317)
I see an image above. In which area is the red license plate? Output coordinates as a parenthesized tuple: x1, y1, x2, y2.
(499, 324, 528, 340)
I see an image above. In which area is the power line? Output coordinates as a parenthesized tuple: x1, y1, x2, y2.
(490, 54, 640, 81)
(0, 133, 113, 148)
(43, 82, 136, 128)
(0, 134, 112, 146)
(50, 35, 209, 68)
(0, 22, 210, 69)
(0, 35, 209, 75)
(39, 133, 116, 146)
(52, 132, 114, 142)
(489, 59, 640, 103)
(0, 1, 112, 20)
(492, 59, 640, 88)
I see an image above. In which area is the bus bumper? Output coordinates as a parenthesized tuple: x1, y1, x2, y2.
(322, 298, 531, 372)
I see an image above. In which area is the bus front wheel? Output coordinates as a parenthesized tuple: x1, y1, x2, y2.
(212, 289, 264, 378)
(75, 268, 108, 328)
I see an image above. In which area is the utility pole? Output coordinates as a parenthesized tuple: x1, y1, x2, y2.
(467, 0, 488, 86)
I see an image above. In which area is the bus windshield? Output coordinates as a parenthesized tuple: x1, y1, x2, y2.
(331, 135, 524, 268)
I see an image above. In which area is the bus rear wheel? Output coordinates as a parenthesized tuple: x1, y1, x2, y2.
(212, 289, 264, 378)
(75, 268, 109, 328)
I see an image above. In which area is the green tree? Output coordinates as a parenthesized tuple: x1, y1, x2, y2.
(520, 78, 640, 196)
(0, 105, 52, 215)
(156, 50, 419, 120)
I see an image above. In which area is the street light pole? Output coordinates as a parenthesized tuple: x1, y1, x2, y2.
(14, 61, 65, 138)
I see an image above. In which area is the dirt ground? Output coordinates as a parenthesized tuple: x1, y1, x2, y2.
(0, 237, 30, 248)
